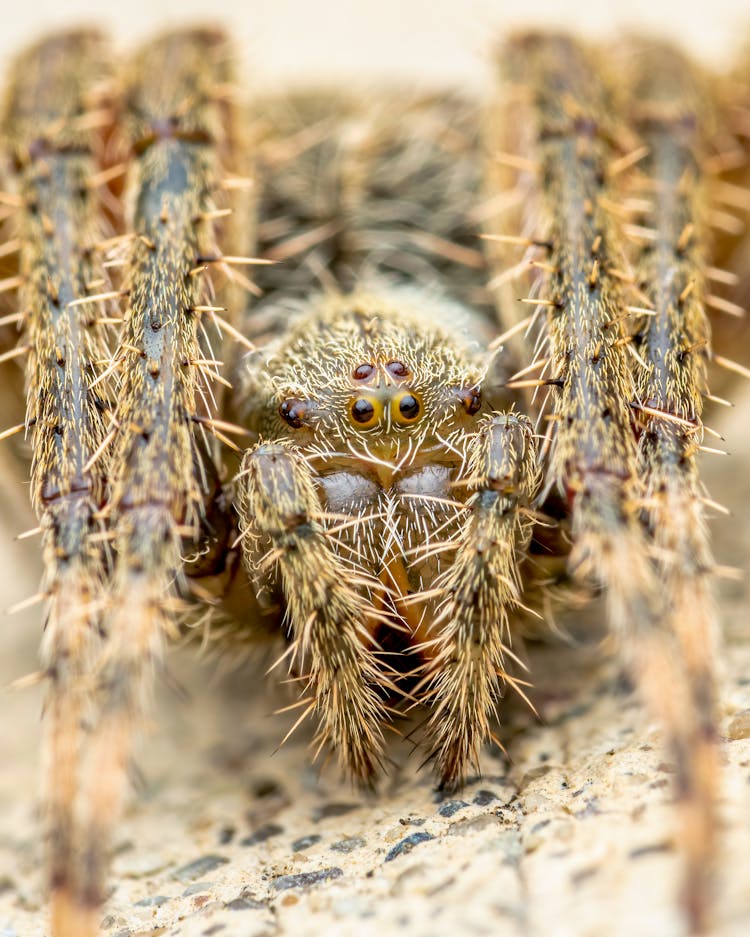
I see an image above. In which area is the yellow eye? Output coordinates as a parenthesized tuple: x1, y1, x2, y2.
(349, 396, 382, 428)
(391, 392, 422, 425)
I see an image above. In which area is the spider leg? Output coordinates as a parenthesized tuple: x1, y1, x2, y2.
(622, 40, 728, 928)
(489, 33, 719, 932)
(66, 29, 234, 935)
(2, 31, 115, 935)
(490, 33, 666, 642)
(237, 439, 390, 783)
(420, 411, 540, 789)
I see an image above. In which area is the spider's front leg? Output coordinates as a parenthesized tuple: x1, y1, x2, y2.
(237, 440, 390, 782)
(421, 412, 540, 790)
(60, 28, 238, 936)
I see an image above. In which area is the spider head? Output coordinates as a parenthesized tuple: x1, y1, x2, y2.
(268, 290, 485, 467)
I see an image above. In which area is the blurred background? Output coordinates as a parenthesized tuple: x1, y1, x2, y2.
(0, 0, 748, 88)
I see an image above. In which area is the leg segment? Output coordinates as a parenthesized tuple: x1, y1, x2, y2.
(422, 412, 539, 789)
(2, 31, 113, 935)
(488, 33, 716, 932)
(237, 440, 389, 783)
(71, 29, 234, 934)
(624, 41, 724, 928)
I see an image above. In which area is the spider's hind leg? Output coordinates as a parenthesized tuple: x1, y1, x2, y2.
(620, 39, 731, 927)
(1, 30, 115, 936)
(487, 32, 726, 932)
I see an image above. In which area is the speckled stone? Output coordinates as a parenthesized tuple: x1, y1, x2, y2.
(182, 881, 213, 897)
(240, 822, 284, 847)
(225, 896, 266, 911)
(330, 836, 366, 854)
(471, 790, 498, 807)
(384, 832, 435, 862)
(312, 803, 359, 821)
(291, 834, 322, 852)
(437, 800, 468, 818)
(174, 854, 230, 882)
(272, 868, 344, 890)
(134, 894, 170, 907)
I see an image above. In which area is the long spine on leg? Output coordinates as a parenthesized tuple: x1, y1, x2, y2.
(76, 30, 232, 930)
(2, 31, 113, 936)
(424, 412, 539, 788)
(624, 42, 722, 929)
(237, 441, 388, 782)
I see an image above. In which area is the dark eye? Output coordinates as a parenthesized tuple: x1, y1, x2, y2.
(459, 387, 482, 415)
(392, 392, 421, 425)
(386, 360, 409, 379)
(350, 396, 381, 428)
(352, 362, 375, 381)
(279, 398, 309, 428)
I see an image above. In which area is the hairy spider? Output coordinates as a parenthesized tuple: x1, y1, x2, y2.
(0, 24, 748, 937)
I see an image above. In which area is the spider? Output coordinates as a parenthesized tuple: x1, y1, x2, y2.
(0, 23, 747, 937)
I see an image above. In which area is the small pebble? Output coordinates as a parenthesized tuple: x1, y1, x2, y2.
(183, 882, 212, 897)
(384, 832, 435, 862)
(272, 868, 343, 891)
(252, 778, 283, 798)
(174, 855, 229, 882)
(134, 895, 170, 908)
(218, 825, 235, 845)
(224, 896, 266, 911)
(237, 886, 266, 907)
(448, 815, 499, 837)
(438, 800, 468, 818)
(240, 823, 283, 847)
(330, 836, 365, 854)
(291, 834, 321, 852)
(313, 803, 359, 822)
(628, 841, 671, 860)
(472, 790, 499, 807)
(398, 816, 425, 827)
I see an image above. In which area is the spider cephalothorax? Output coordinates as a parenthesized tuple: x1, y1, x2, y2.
(254, 291, 486, 448)
(235, 287, 538, 787)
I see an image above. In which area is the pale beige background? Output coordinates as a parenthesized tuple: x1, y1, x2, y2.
(1, 4, 750, 937)
(0, 0, 749, 86)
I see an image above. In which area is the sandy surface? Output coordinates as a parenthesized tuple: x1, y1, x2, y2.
(1, 7, 750, 937)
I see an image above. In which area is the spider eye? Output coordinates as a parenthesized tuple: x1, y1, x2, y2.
(279, 398, 310, 428)
(392, 392, 421, 425)
(459, 387, 482, 416)
(349, 396, 381, 428)
(352, 362, 375, 381)
(385, 360, 410, 379)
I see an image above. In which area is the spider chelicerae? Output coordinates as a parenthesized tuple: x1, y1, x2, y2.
(0, 24, 748, 937)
